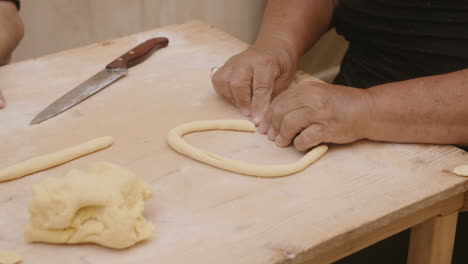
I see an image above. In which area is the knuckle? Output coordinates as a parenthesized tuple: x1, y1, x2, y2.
(280, 115, 296, 136)
(230, 79, 251, 90)
(211, 72, 227, 86)
(300, 127, 323, 145)
(300, 82, 325, 95)
(250, 103, 266, 113)
(253, 86, 271, 96)
(300, 133, 315, 144)
(293, 137, 307, 151)
(310, 98, 327, 110)
(235, 95, 251, 106)
(298, 87, 330, 110)
(256, 53, 274, 64)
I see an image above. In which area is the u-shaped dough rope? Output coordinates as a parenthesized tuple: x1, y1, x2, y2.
(167, 120, 327, 177)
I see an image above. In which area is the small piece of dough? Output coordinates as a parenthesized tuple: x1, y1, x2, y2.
(0, 136, 113, 182)
(25, 162, 154, 249)
(453, 165, 468, 177)
(0, 251, 22, 264)
(167, 120, 328, 177)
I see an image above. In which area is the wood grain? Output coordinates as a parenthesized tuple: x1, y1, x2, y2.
(408, 211, 459, 264)
(1, 21, 468, 264)
(303, 194, 464, 264)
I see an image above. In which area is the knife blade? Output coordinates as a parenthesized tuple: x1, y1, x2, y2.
(30, 37, 169, 125)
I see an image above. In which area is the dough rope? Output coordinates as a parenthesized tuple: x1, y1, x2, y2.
(0, 250, 22, 264)
(0, 136, 113, 182)
(167, 120, 327, 177)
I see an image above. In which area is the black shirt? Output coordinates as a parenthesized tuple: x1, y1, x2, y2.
(332, 0, 468, 151)
(333, 0, 468, 88)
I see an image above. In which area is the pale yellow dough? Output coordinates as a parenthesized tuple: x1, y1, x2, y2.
(167, 120, 328, 177)
(25, 162, 154, 249)
(453, 165, 468, 177)
(0, 136, 113, 182)
(0, 251, 22, 264)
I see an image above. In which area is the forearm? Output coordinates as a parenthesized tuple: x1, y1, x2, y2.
(0, 1, 24, 65)
(254, 0, 337, 59)
(364, 69, 468, 145)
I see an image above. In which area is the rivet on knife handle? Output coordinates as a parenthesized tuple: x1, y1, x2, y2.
(106, 37, 169, 70)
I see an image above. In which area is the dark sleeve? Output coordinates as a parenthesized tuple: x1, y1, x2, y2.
(0, 0, 20, 10)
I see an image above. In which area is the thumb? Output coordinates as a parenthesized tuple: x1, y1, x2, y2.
(250, 68, 275, 125)
(293, 124, 325, 152)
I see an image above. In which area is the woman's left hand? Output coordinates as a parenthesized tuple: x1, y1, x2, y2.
(258, 81, 372, 151)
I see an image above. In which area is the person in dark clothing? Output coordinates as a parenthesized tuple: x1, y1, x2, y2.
(333, 0, 468, 89)
(0, 0, 23, 109)
(211, 0, 468, 263)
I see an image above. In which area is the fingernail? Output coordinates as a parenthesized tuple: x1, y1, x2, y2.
(210, 66, 219, 77)
(275, 135, 288, 147)
(267, 128, 275, 140)
(251, 116, 260, 125)
(275, 135, 282, 144)
(240, 108, 250, 117)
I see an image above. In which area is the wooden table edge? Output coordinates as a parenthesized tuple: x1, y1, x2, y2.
(275, 181, 468, 264)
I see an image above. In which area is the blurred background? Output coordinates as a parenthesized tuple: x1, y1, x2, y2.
(13, 0, 348, 79)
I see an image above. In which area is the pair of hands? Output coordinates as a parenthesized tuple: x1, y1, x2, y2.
(212, 45, 371, 151)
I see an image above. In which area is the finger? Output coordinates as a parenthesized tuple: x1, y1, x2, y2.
(211, 67, 235, 104)
(268, 127, 280, 141)
(250, 67, 275, 125)
(275, 109, 312, 147)
(271, 75, 294, 99)
(257, 105, 272, 134)
(293, 124, 325, 152)
(229, 69, 253, 116)
(260, 106, 279, 141)
(264, 95, 284, 140)
(270, 89, 303, 134)
(0, 89, 5, 109)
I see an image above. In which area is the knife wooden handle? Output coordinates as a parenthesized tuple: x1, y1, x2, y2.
(106, 37, 169, 70)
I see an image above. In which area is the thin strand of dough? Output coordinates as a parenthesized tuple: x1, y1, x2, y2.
(167, 120, 327, 177)
(0, 136, 113, 182)
(453, 165, 468, 177)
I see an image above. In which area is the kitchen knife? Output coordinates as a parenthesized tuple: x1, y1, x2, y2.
(30, 37, 169, 125)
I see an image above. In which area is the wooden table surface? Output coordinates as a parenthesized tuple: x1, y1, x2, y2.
(1, 21, 468, 264)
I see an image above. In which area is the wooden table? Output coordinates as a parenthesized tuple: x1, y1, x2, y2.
(1, 21, 468, 264)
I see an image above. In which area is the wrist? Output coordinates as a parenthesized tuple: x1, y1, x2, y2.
(253, 33, 300, 64)
(356, 89, 376, 141)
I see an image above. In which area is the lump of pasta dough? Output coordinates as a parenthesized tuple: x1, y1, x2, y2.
(25, 162, 154, 249)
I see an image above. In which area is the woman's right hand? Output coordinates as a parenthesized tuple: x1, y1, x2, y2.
(211, 43, 298, 125)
